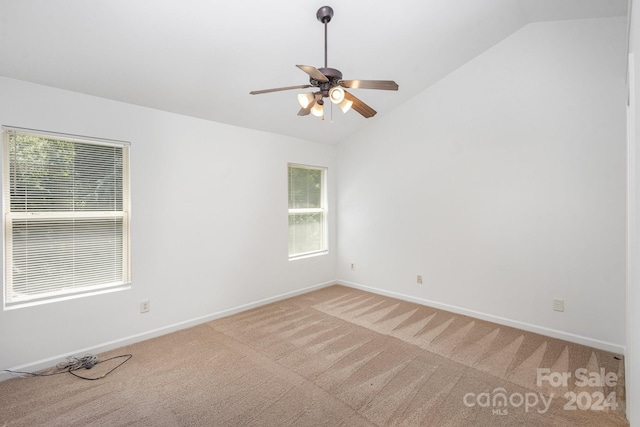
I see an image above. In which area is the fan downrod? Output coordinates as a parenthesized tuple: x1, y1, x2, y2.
(316, 6, 333, 23)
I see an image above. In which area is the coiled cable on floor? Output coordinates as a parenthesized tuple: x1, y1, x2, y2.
(2, 353, 132, 381)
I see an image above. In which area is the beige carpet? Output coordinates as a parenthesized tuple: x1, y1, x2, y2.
(0, 285, 629, 426)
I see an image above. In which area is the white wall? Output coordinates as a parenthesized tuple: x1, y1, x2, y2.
(627, 0, 639, 423)
(337, 17, 628, 352)
(0, 76, 337, 374)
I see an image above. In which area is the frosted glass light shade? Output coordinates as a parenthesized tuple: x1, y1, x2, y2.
(297, 92, 315, 108)
(329, 87, 345, 104)
(311, 102, 324, 117)
(338, 99, 353, 113)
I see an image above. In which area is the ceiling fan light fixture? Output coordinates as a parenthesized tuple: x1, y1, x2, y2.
(338, 98, 353, 113)
(297, 92, 315, 109)
(249, 7, 398, 120)
(329, 86, 345, 104)
(311, 102, 324, 117)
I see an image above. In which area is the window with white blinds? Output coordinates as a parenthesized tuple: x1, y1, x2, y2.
(2, 127, 131, 308)
(288, 164, 327, 259)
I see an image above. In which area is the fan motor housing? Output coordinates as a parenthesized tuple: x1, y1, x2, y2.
(317, 67, 342, 81)
(312, 67, 342, 96)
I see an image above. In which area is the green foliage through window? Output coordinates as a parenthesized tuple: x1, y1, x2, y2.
(9, 133, 123, 212)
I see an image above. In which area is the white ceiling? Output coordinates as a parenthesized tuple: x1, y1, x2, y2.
(0, 0, 628, 144)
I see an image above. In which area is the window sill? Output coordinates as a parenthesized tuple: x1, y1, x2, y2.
(289, 250, 329, 261)
(4, 283, 131, 310)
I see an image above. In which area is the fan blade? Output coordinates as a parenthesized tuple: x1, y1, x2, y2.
(250, 84, 312, 95)
(296, 65, 329, 82)
(298, 106, 312, 116)
(344, 90, 377, 118)
(341, 80, 399, 91)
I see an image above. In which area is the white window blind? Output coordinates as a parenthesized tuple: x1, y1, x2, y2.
(288, 164, 327, 258)
(2, 127, 131, 307)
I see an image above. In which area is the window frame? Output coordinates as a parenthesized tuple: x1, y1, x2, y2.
(2, 126, 131, 309)
(288, 163, 328, 260)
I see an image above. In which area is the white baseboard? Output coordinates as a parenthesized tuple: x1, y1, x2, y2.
(337, 280, 626, 355)
(0, 280, 334, 382)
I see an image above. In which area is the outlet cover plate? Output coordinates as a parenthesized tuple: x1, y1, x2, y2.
(140, 300, 150, 313)
(553, 299, 564, 312)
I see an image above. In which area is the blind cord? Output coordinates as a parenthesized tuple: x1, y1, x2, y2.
(2, 353, 132, 381)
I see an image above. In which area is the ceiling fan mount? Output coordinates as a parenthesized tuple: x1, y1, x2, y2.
(250, 6, 398, 119)
(316, 5, 334, 24)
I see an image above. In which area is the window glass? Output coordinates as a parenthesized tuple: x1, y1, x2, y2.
(288, 164, 326, 258)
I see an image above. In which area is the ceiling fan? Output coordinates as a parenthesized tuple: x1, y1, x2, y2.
(249, 5, 399, 119)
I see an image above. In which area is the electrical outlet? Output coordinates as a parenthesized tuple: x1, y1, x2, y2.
(350, 263, 355, 270)
(553, 299, 564, 312)
(140, 300, 150, 313)
(417, 275, 423, 284)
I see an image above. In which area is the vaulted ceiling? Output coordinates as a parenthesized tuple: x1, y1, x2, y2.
(0, 0, 628, 144)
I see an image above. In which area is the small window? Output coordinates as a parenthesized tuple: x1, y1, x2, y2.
(2, 127, 131, 308)
(288, 164, 327, 259)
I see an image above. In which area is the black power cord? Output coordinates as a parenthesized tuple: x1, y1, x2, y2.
(2, 353, 132, 381)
